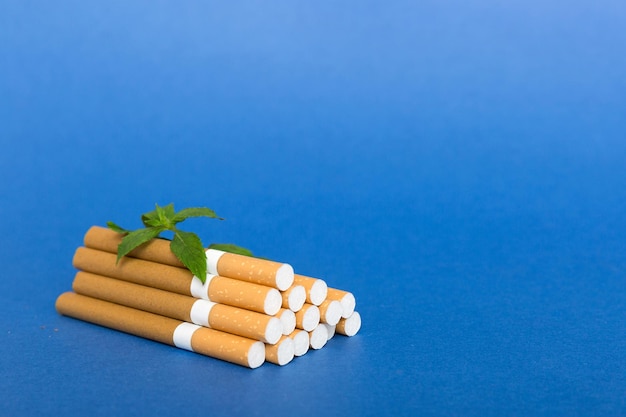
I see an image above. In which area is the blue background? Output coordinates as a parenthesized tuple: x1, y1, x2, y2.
(1, 1, 625, 416)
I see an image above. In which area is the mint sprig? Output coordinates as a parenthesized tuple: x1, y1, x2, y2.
(107, 203, 222, 283)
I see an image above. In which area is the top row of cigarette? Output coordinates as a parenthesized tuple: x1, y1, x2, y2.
(86, 226, 301, 292)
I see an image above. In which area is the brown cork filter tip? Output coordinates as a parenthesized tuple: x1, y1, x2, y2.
(72, 247, 281, 315)
(316, 299, 343, 326)
(72, 271, 282, 344)
(280, 284, 306, 312)
(288, 329, 310, 357)
(335, 311, 361, 337)
(84, 225, 294, 290)
(295, 304, 320, 332)
(321, 323, 336, 341)
(293, 274, 328, 306)
(208, 249, 294, 291)
(277, 308, 296, 335)
(264, 335, 295, 366)
(84, 226, 183, 267)
(55, 292, 265, 368)
(325, 288, 356, 318)
(309, 324, 329, 350)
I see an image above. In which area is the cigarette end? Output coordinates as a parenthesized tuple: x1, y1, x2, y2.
(284, 285, 306, 312)
(336, 311, 361, 337)
(309, 324, 328, 350)
(289, 329, 310, 357)
(278, 308, 296, 335)
(264, 289, 282, 316)
(309, 279, 328, 306)
(265, 336, 295, 366)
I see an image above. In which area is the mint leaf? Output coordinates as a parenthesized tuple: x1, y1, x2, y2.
(170, 230, 207, 280)
(107, 221, 129, 234)
(155, 203, 175, 227)
(141, 208, 160, 227)
(116, 226, 165, 263)
(173, 207, 223, 223)
(162, 203, 176, 219)
(208, 243, 254, 257)
(109, 204, 224, 283)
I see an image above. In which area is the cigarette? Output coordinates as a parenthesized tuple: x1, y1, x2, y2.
(316, 299, 343, 326)
(335, 311, 361, 337)
(206, 249, 293, 291)
(295, 304, 320, 332)
(83, 226, 294, 291)
(325, 288, 356, 318)
(320, 323, 336, 341)
(293, 274, 327, 306)
(276, 308, 296, 335)
(55, 292, 265, 368)
(72, 271, 283, 344)
(288, 329, 310, 357)
(280, 284, 306, 312)
(72, 247, 282, 315)
(264, 335, 295, 366)
(309, 324, 328, 350)
(84, 225, 182, 267)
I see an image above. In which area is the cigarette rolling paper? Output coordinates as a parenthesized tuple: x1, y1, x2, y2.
(72, 247, 282, 315)
(55, 292, 265, 368)
(72, 271, 283, 344)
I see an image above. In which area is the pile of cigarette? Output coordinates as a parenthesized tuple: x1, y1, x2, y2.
(55, 226, 361, 368)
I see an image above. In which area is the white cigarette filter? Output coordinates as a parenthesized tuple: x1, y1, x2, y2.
(293, 274, 328, 306)
(335, 311, 361, 337)
(295, 304, 320, 332)
(265, 335, 295, 366)
(72, 247, 282, 316)
(277, 308, 296, 335)
(309, 324, 329, 350)
(72, 271, 283, 344)
(83, 226, 294, 291)
(321, 323, 336, 341)
(317, 299, 343, 326)
(325, 288, 356, 318)
(288, 329, 310, 357)
(281, 285, 306, 312)
(206, 249, 294, 291)
(55, 292, 265, 369)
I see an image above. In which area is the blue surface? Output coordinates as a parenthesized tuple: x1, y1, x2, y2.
(2, 1, 626, 415)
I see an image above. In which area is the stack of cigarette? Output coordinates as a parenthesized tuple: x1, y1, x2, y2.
(56, 226, 361, 369)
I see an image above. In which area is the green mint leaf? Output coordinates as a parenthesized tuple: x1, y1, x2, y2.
(162, 203, 176, 219)
(142, 216, 163, 228)
(172, 207, 223, 224)
(155, 203, 176, 226)
(170, 230, 207, 282)
(107, 221, 130, 234)
(208, 243, 254, 257)
(142, 203, 176, 228)
(116, 226, 165, 263)
(141, 208, 160, 227)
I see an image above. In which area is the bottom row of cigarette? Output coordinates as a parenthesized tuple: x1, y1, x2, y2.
(56, 286, 361, 369)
